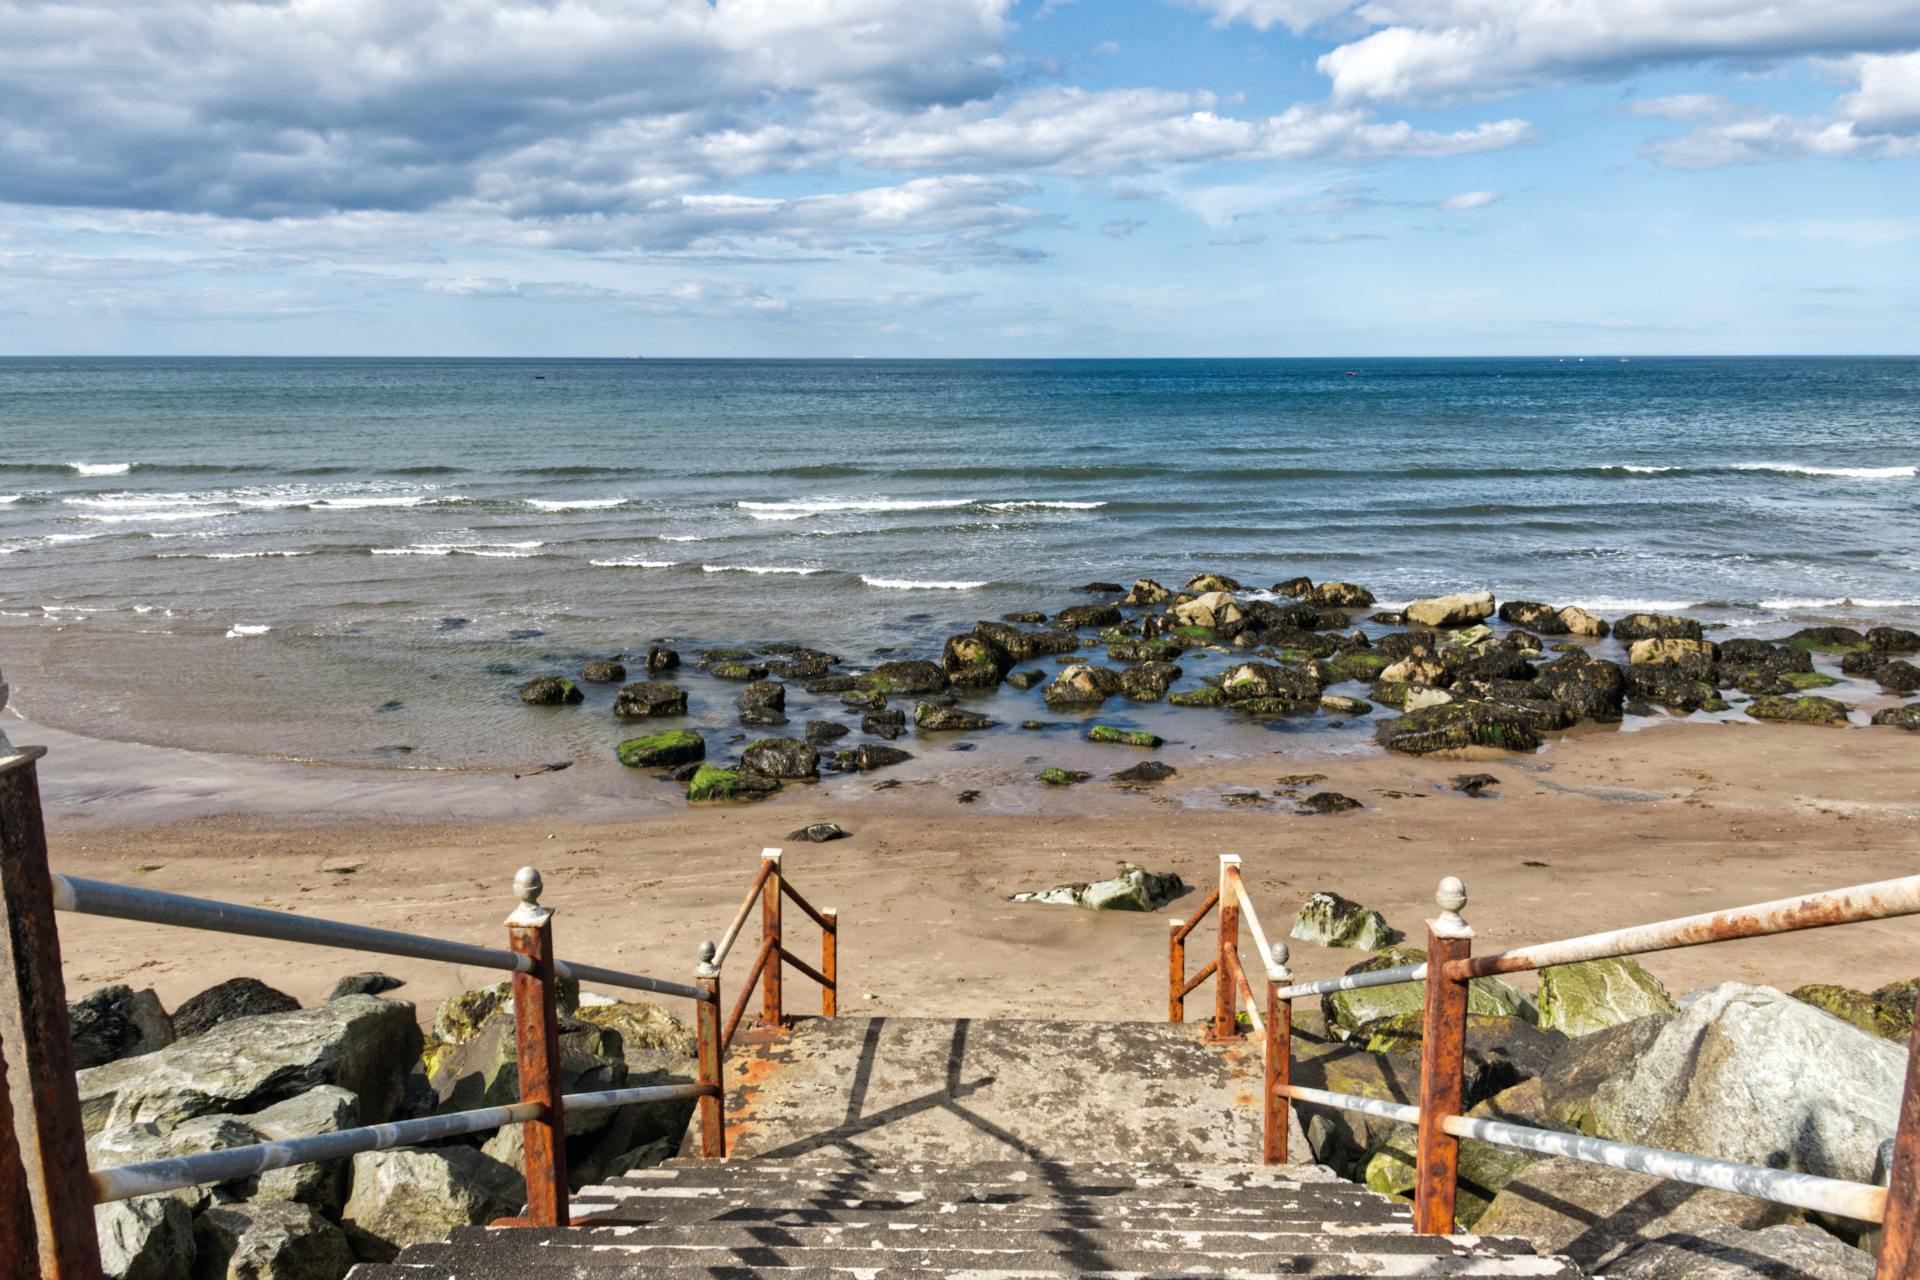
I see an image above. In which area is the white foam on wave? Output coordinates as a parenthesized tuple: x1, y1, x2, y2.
(372, 541, 542, 557)
(980, 500, 1106, 510)
(1733, 463, 1915, 480)
(70, 462, 132, 476)
(1570, 597, 1710, 614)
(0, 495, 19, 504)
(528, 498, 626, 511)
(81, 510, 230, 523)
(701, 564, 824, 575)
(165, 550, 315, 560)
(739, 498, 971, 521)
(225, 624, 271, 637)
(314, 495, 437, 509)
(1608, 465, 1679, 474)
(660, 535, 703, 542)
(1756, 596, 1920, 611)
(591, 558, 676, 568)
(860, 576, 987, 590)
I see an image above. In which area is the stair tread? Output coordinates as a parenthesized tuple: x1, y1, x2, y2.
(353, 1266, 1577, 1279)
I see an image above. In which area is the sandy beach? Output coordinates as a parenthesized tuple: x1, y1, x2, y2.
(22, 705, 1920, 1032)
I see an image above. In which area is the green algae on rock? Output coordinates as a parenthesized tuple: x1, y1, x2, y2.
(1373, 700, 1543, 754)
(612, 682, 688, 717)
(580, 661, 626, 683)
(615, 730, 705, 769)
(1291, 891, 1391, 951)
(1037, 767, 1092, 786)
(1168, 686, 1228, 708)
(1746, 695, 1851, 726)
(1538, 957, 1677, 1036)
(518, 676, 582, 705)
(686, 765, 781, 803)
(1087, 725, 1163, 747)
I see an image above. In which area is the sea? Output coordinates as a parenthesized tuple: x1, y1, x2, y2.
(2, 356, 1916, 772)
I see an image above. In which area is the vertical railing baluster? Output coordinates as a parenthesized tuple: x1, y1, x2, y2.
(760, 849, 782, 1031)
(821, 908, 837, 1018)
(1265, 941, 1291, 1165)
(0, 1036, 42, 1268)
(1169, 918, 1186, 1022)
(1214, 854, 1241, 1040)
(506, 867, 568, 1226)
(695, 941, 725, 1159)
(0, 745, 103, 1280)
(1877, 985, 1920, 1277)
(1415, 877, 1473, 1235)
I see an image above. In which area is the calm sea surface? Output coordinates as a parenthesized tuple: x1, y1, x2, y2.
(2, 357, 1916, 768)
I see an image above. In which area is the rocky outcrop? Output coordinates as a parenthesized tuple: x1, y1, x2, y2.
(1111, 761, 1176, 782)
(341, 1146, 525, 1261)
(942, 633, 1011, 686)
(1219, 661, 1319, 704)
(787, 822, 851, 844)
(1170, 591, 1242, 630)
(611, 682, 688, 717)
(1406, 591, 1495, 628)
(615, 730, 705, 769)
(1087, 725, 1162, 747)
(841, 743, 912, 771)
(428, 1009, 625, 1128)
(1870, 626, 1920, 652)
(1613, 613, 1704, 643)
(1608, 1222, 1874, 1280)
(95, 1194, 194, 1280)
(1746, 695, 1850, 726)
(71, 984, 176, 1069)
(1537, 958, 1677, 1036)
(1322, 948, 1535, 1042)
(1498, 601, 1570, 634)
(854, 660, 949, 694)
(1373, 700, 1543, 754)
(1591, 983, 1904, 1183)
(1011, 864, 1184, 911)
(172, 979, 300, 1041)
(686, 765, 781, 802)
(1789, 982, 1919, 1039)
(1320, 695, 1373, 716)
(974, 621, 1079, 660)
(739, 737, 819, 780)
(193, 1200, 354, 1280)
(1788, 627, 1868, 653)
(324, 974, 402, 1001)
(804, 720, 849, 743)
(1121, 578, 1169, 605)
(78, 996, 421, 1137)
(1309, 582, 1375, 608)
(1053, 603, 1122, 630)
(1629, 637, 1717, 667)
(861, 708, 906, 738)
(1871, 705, 1920, 730)
(1290, 892, 1391, 951)
(644, 646, 680, 671)
(1184, 572, 1241, 592)
(1043, 664, 1124, 706)
(1474, 1157, 1799, 1272)
(1538, 1014, 1672, 1137)
(1118, 660, 1181, 701)
(579, 661, 625, 683)
(1037, 767, 1092, 786)
(1558, 605, 1609, 636)
(243, 1086, 360, 1211)
(517, 676, 582, 705)
(913, 702, 997, 731)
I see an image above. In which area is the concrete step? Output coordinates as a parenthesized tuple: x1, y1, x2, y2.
(566, 1203, 1410, 1230)
(429, 1223, 1481, 1254)
(353, 1266, 1575, 1280)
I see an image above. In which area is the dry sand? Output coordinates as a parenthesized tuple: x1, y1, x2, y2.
(15, 708, 1920, 1033)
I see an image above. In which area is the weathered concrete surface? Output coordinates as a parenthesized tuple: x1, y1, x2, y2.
(706, 1017, 1308, 1165)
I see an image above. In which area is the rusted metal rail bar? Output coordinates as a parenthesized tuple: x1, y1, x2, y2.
(781, 879, 833, 932)
(1172, 886, 1221, 942)
(1213, 855, 1242, 1041)
(760, 850, 783, 1029)
(711, 858, 776, 966)
(1176, 958, 1218, 1000)
(1452, 874, 1920, 980)
(1220, 944, 1264, 1036)
(1167, 885, 1221, 1023)
(721, 936, 778, 1051)
(779, 945, 832, 991)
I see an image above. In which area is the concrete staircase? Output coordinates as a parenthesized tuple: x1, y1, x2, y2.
(344, 1019, 1582, 1278)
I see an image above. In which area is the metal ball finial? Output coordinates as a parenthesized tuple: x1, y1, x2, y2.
(514, 867, 544, 906)
(1271, 941, 1289, 968)
(698, 940, 716, 964)
(1436, 876, 1466, 914)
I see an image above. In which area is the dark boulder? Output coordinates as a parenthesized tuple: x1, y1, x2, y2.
(740, 737, 820, 780)
(846, 744, 912, 771)
(1869, 626, 1920, 653)
(841, 689, 886, 710)
(328, 972, 405, 1000)
(1005, 669, 1046, 690)
(710, 660, 769, 681)
(1043, 664, 1125, 706)
(804, 675, 860, 694)
(914, 703, 996, 731)
(1312, 609, 1352, 631)
(974, 621, 1080, 660)
(1243, 599, 1319, 631)
(803, 720, 849, 743)
(1878, 660, 1920, 693)
(1052, 603, 1122, 630)
(1374, 700, 1544, 755)
(1309, 582, 1375, 608)
(645, 646, 680, 671)
(1374, 631, 1431, 658)
(1459, 650, 1539, 683)
(518, 676, 582, 705)
(1787, 625, 1868, 652)
(1498, 601, 1570, 634)
(862, 709, 907, 738)
(1080, 581, 1124, 593)
(735, 681, 786, 713)
(687, 766, 780, 802)
(1273, 576, 1313, 597)
(1299, 792, 1363, 814)
(1000, 611, 1048, 623)
(788, 823, 850, 843)
(942, 633, 1012, 687)
(854, 660, 949, 695)
(1185, 572, 1242, 592)
(701, 648, 754, 665)
(1111, 761, 1177, 782)
(1623, 666, 1723, 712)
(173, 978, 301, 1040)
(1840, 649, 1886, 676)
(1452, 773, 1500, 795)
(1119, 661, 1182, 701)
(1612, 613, 1703, 643)
(1746, 695, 1851, 726)
(69, 985, 174, 1068)
(1218, 661, 1319, 703)
(1871, 705, 1920, 730)
(580, 661, 626, 683)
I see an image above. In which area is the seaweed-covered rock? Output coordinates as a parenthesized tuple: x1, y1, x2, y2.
(1613, 613, 1703, 642)
(861, 708, 906, 738)
(172, 979, 300, 1041)
(1746, 695, 1850, 726)
(1309, 582, 1374, 608)
(847, 743, 912, 771)
(1789, 980, 1918, 1040)
(1012, 863, 1185, 911)
(1876, 659, 1920, 693)
(1217, 660, 1317, 703)
(1625, 666, 1725, 712)
(686, 766, 781, 802)
(341, 1146, 525, 1262)
(788, 823, 851, 844)
(701, 648, 754, 665)
(518, 676, 582, 705)
(854, 660, 948, 695)
(1168, 685, 1229, 708)
(710, 660, 769, 681)
(974, 622, 1079, 660)
(1043, 664, 1124, 706)
(1869, 626, 1920, 653)
(645, 646, 680, 671)
(1290, 892, 1390, 950)
(804, 675, 859, 693)
(194, 1200, 354, 1280)
(1406, 591, 1495, 628)
(1788, 626, 1868, 652)
(1005, 669, 1047, 691)
(1538, 958, 1677, 1036)
(1117, 660, 1182, 701)
(1121, 578, 1169, 605)
(1272, 575, 1312, 597)
(739, 737, 819, 780)
(1321, 948, 1534, 1040)
(1037, 767, 1092, 786)
(1111, 760, 1176, 782)
(1328, 650, 1390, 682)
(941, 633, 1011, 686)
(1629, 637, 1717, 667)
(70, 984, 175, 1070)
(1053, 603, 1122, 630)
(1087, 725, 1162, 747)
(734, 679, 786, 712)
(612, 682, 688, 717)
(1871, 705, 1920, 730)
(1319, 694, 1373, 716)
(580, 661, 626, 683)
(616, 730, 705, 769)
(1558, 605, 1609, 636)
(1373, 700, 1543, 754)
(914, 702, 996, 731)
(1298, 791, 1363, 814)
(1498, 601, 1570, 634)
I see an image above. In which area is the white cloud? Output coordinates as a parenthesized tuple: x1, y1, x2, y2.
(1296, 231, 1387, 242)
(1437, 190, 1501, 209)
(1635, 52, 1920, 167)
(1101, 218, 1145, 237)
(1208, 232, 1267, 244)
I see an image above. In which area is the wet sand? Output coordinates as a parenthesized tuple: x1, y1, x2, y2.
(18, 704, 1920, 1033)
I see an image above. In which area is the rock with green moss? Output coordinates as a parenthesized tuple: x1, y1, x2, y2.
(616, 730, 705, 769)
(1363, 1119, 1535, 1227)
(518, 677, 582, 705)
(739, 737, 819, 780)
(942, 634, 1010, 687)
(612, 682, 688, 717)
(1169, 686, 1228, 708)
(853, 660, 949, 695)
(1327, 651, 1389, 682)
(1871, 705, 1920, 730)
(1787, 626, 1869, 653)
(1233, 696, 1316, 716)
(914, 702, 997, 731)
(1290, 891, 1391, 951)
(709, 661, 768, 682)
(1538, 958, 1677, 1036)
(1087, 725, 1162, 747)
(1219, 661, 1318, 702)
(1118, 662, 1182, 701)
(1790, 980, 1918, 1039)
(1108, 639, 1181, 663)
(580, 661, 626, 683)
(1320, 695, 1373, 716)
(1746, 695, 1851, 726)
(1778, 671, 1841, 690)
(1373, 700, 1543, 754)
(686, 765, 781, 802)
(1043, 664, 1123, 706)
(1012, 863, 1185, 911)
(1037, 767, 1092, 786)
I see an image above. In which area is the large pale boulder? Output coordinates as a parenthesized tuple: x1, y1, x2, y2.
(1475, 1157, 1799, 1271)
(1406, 591, 1495, 628)
(341, 1146, 525, 1261)
(243, 1085, 359, 1212)
(95, 1195, 194, 1280)
(192, 1201, 353, 1280)
(1609, 1222, 1874, 1280)
(1171, 591, 1242, 630)
(1558, 605, 1609, 636)
(69, 984, 176, 1069)
(1290, 891, 1391, 951)
(1629, 637, 1717, 667)
(428, 1009, 625, 1135)
(1539, 1013, 1672, 1136)
(1537, 957, 1677, 1036)
(1042, 664, 1123, 706)
(77, 996, 421, 1137)
(1591, 983, 1904, 1183)
(89, 1116, 267, 1212)
(1012, 864, 1185, 912)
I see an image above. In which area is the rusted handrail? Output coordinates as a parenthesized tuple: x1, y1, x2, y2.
(707, 849, 837, 1032)
(721, 936, 779, 1050)
(712, 858, 776, 967)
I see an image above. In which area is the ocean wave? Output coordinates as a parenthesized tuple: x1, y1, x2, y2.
(70, 462, 132, 476)
(860, 576, 987, 589)
(1604, 465, 1680, 474)
(81, 510, 231, 523)
(371, 546, 450, 555)
(1732, 463, 1914, 480)
(372, 541, 542, 557)
(659, 535, 704, 542)
(739, 498, 972, 520)
(701, 564, 824, 575)
(591, 558, 677, 568)
(0, 495, 18, 504)
(225, 624, 271, 637)
(1751, 596, 1920, 611)
(527, 498, 626, 511)
(314, 495, 438, 509)
(161, 550, 314, 559)
(979, 500, 1106, 511)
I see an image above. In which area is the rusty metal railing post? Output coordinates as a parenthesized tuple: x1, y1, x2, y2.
(695, 941, 726, 1159)
(1265, 941, 1292, 1166)
(820, 908, 837, 1018)
(1212, 854, 1241, 1040)
(759, 849, 782, 1031)
(0, 1036, 41, 1269)
(0, 744, 103, 1280)
(1415, 876, 1473, 1235)
(506, 867, 568, 1226)
(1877, 984, 1920, 1277)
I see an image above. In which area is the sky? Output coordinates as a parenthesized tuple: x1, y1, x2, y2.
(0, 0, 1916, 357)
